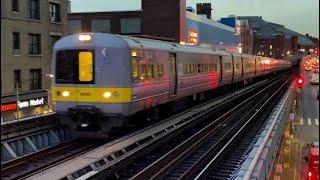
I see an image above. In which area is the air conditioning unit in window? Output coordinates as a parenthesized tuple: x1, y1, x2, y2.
(50, 17, 56, 22)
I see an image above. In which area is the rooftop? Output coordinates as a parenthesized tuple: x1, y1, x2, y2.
(238, 16, 316, 46)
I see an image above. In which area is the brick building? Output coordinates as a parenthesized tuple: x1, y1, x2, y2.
(237, 16, 317, 59)
(68, 0, 240, 53)
(1, 0, 69, 121)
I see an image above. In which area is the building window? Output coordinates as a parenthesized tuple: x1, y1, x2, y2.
(120, 18, 141, 34)
(69, 20, 82, 34)
(29, 34, 41, 54)
(14, 70, 21, 91)
(12, 0, 19, 12)
(12, 32, 20, 51)
(50, 35, 61, 52)
(91, 19, 111, 33)
(49, 2, 60, 22)
(30, 69, 42, 90)
(28, 0, 39, 20)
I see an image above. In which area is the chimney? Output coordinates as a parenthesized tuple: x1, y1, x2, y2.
(196, 3, 212, 19)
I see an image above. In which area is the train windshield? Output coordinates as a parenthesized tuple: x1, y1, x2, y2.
(56, 50, 94, 84)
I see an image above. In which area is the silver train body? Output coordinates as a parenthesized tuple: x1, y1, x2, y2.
(52, 33, 291, 137)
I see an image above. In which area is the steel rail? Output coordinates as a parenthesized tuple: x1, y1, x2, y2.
(194, 78, 291, 180)
(1, 138, 101, 180)
(130, 76, 287, 180)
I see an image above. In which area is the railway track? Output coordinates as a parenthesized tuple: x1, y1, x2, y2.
(0, 79, 266, 180)
(11, 72, 292, 180)
(100, 73, 292, 179)
(194, 80, 290, 180)
(1, 138, 102, 180)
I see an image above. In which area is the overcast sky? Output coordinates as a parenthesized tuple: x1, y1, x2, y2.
(70, 0, 319, 38)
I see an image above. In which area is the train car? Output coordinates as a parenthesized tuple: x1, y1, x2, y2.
(52, 33, 291, 138)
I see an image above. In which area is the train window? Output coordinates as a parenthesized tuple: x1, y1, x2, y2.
(147, 65, 152, 78)
(211, 63, 217, 71)
(79, 52, 93, 82)
(132, 59, 139, 80)
(153, 64, 159, 78)
(56, 51, 75, 83)
(189, 64, 193, 74)
(185, 64, 189, 74)
(170, 57, 176, 76)
(198, 64, 202, 73)
(223, 63, 232, 71)
(140, 65, 147, 80)
(147, 65, 154, 78)
(235, 63, 240, 70)
(158, 64, 164, 77)
(56, 49, 94, 84)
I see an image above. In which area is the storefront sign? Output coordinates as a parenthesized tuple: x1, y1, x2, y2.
(18, 97, 45, 109)
(1, 103, 17, 112)
(1, 97, 45, 112)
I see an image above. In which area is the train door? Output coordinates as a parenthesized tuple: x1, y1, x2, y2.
(219, 55, 223, 83)
(241, 57, 244, 78)
(254, 58, 257, 75)
(169, 53, 177, 96)
(231, 54, 235, 83)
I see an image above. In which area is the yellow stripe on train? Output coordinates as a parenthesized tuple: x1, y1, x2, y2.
(52, 86, 132, 103)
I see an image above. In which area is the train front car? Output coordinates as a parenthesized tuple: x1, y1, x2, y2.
(52, 33, 132, 138)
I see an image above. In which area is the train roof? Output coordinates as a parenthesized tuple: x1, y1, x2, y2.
(54, 33, 231, 56)
(54, 33, 290, 63)
(118, 34, 231, 55)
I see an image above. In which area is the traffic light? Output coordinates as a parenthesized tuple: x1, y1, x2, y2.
(297, 75, 304, 89)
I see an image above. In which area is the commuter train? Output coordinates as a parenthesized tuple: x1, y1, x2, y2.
(52, 33, 291, 138)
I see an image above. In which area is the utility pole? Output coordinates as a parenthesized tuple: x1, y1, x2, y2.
(16, 81, 19, 119)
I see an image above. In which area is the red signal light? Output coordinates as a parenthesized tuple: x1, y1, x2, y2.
(296, 76, 304, 89)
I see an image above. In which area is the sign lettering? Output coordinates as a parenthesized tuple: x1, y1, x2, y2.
(1, 103, 17, 112)
(1, 97, 45, 112)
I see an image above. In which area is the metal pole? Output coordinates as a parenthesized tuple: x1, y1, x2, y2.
(16, 81, 19, 119)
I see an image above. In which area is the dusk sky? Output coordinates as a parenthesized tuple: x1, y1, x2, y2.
(70, 0, 319, 38)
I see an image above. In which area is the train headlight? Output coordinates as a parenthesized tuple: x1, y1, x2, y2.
(62, 91, 70, 97)
(81, 123, 89, 128)
(79, 34, 92, 41)
(103, 92, 112, 99)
